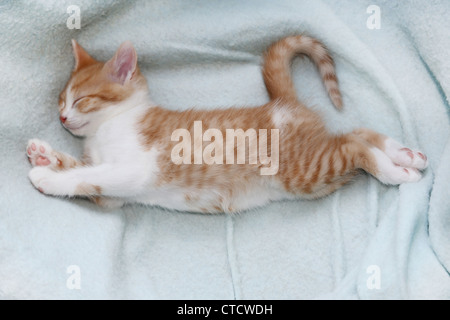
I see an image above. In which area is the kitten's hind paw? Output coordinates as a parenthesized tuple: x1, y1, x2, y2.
(384, 139, 428, 170)
(26, 139, 60, 168)
(371, 147, 423, 185)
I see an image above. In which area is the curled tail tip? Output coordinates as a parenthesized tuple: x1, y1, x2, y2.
(327, 85, 343, 110)
(330, 94, 344, 111)
(333, 96, 343, 110)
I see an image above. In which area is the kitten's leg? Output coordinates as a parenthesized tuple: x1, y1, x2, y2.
(306, 172, 359, 199)
(91, 197, 125, 209)
(27, 139, 123, 208)
(27, 139, 82, 171)
(28, 164, 143, 199)
(353, 128, 428, 170)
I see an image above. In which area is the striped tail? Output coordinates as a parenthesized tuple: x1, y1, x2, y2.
(262, 35, 342, 109)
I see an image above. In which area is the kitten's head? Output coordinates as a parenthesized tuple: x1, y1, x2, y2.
(59, 40, 149, 136)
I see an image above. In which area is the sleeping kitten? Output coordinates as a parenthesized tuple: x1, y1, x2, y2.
(26, 36, 428, 212)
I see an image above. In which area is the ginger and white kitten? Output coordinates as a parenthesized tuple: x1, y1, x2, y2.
(26, 36, 428, 213)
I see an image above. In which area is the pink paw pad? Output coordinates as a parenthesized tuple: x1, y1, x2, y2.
(400, 148, 414, 159)
(417, 152, 427, 161)
(36, 156, 51, 166)
(27, 139, 55, 168)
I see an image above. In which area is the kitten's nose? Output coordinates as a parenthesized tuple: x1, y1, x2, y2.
(60, 116, 67, 124)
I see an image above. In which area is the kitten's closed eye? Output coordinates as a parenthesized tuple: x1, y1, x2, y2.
(72, 96, 86, 108)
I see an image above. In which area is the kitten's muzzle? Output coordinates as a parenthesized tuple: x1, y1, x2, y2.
(63, 121, 89, 131)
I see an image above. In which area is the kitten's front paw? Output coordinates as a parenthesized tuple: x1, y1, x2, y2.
(28, 166, 73, 196)
(26, 139, 59, 168)
(29, 166, 54, 194)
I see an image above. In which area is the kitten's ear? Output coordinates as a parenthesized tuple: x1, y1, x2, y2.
(103, 41, 137, 85)
(71, 39, 96, 71)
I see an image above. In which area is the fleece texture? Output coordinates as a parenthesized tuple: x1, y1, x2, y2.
(0, 0, 449, 299)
